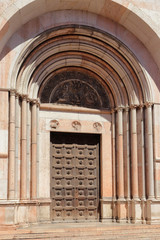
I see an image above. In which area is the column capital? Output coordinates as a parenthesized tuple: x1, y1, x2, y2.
(124, 106, 130, 112)
(10, 89, 16, 96)
(115, 106, 124, 112)
(130, 104, 139, 109)
(21, 94, 28, 101)
(144, 102, 153, 108)
(138, 104, 144, 109)
(15, 92, 20, 99)
(30, 98, 40, 107)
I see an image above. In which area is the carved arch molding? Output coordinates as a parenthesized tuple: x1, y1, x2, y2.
(39, 70, 111, 110)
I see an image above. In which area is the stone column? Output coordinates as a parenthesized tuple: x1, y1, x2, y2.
(20, 95, 27, 200)
(31, 100, 37, 199)
(130, 105, 139, 200)
(111, 109, 116, 199)
(8, 90, 16, 199)
(145, 103, 154, 199)
(138, 105, 146, 200)
(26, 98, 31, 199)
(15, 93, 20, 199)
(123, 107, 130, 200)
(36, 101, 40, 198)
(111, 109, 116, 221)
(116, 107, 124, 199)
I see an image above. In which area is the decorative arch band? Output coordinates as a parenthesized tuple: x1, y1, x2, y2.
(14, 25, 152, 109)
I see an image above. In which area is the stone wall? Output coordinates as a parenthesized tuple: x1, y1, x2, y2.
(0, 0, 160, 225)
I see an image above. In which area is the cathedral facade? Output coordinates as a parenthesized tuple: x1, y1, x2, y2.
(0, 0, 160, 225)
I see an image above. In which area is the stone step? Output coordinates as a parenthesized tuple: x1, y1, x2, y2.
(1, 223, 160, 240)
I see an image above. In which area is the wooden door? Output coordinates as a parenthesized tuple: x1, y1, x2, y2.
(50, 132, 100, 222)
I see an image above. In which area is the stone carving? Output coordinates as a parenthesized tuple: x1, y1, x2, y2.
(93, 122, 102, 132)
(50, 79, 101, 109)
(40, 70, 110, 110)
(50, 120, 59, 129)
(72, 121, 81, 131)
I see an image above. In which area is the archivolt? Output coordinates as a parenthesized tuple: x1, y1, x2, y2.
(14, 25, 152, 108)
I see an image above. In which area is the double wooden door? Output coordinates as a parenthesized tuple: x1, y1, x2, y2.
(50, 132, 100, 222)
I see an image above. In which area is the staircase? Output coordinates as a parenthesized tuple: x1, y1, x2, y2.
(0, 222, 160, 240)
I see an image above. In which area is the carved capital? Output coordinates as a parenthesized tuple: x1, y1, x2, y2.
(10, 89, 16, 96)
(130, 104, 139, 109)
(72, 121, 81, 131)
(27, 97, 31, 103)
(144, 102, 153, 108)
(29, 98, 40, 107)
(31, 99, 37, 105)
(138, 104, 144, 109)
(15, 92, 20, 99)
(124, 106, 130, 112)
(115, 107, 124, 112)
(21, 94, 28, 101)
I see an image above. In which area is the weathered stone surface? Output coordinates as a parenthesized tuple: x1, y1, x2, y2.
(0, 0, 160, 229)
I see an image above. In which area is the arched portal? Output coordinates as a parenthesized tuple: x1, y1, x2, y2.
(6, 24, 156, 224)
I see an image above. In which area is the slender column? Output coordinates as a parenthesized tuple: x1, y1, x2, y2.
(8, 90, 16, 199)
(116, 107, 124, 199)
(145, 103, 154, 199)
(130, 105, 139, 200)
(138, 106, 146, 200)
(15, 93, 20, 199)
(26, 99, 31, 199)
(124, 107, 130, 200)
(111, 109, 116, 200)
(20, 95, 27, 199)
(31, 100, 37, 199)
(36, 101, 40, 198)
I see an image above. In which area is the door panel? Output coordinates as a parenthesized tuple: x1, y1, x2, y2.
(50, 132, 100, 222)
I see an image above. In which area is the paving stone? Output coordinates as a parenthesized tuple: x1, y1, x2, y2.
(1, 223, 160, 240)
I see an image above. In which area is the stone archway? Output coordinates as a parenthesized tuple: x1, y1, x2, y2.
(5, 24, 157, 225)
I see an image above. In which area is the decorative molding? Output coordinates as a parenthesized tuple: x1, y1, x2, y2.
(50, 120, 59, 129)
(154, 158, 160, 163)
(0, 153, 8, 158)
(93, 122, 102, 132)
(72, 121, 81, 131)
(113, 103, 155, 112)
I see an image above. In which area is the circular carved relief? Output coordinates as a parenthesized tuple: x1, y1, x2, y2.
(72, 121, 81, 131)
(93, 122, 102, 132)
(50, 120, 59, 129)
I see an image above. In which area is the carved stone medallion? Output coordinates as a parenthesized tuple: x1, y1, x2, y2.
(50, 120, 59, 129)
(93, 122, 102, 132)
(72, 121, 81, 131)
